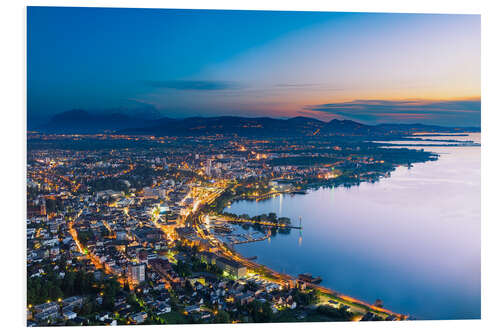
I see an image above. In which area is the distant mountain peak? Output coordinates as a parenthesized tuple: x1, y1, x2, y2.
(51, 109, 91, 121)
(287, 116, 325, 123)
(35, 110, 478, 136)
(39, 109, 155, 134)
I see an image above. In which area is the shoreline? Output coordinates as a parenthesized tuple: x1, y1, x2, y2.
(194, 184, 409, 321)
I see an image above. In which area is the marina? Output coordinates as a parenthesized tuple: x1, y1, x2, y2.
(224, 134, 480, 320)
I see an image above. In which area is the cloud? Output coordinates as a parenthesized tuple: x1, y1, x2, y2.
(305, 99, 481, 125)
(274, 83, 345, 92)
(275, 83, 321, 88)
(144, 80, 241, 91)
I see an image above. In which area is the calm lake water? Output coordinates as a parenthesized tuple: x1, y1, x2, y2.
(224, 133, 480, 320)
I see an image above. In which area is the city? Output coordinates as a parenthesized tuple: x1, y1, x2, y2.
(24, 6, 481, 326)
(25, 130, 439, 326)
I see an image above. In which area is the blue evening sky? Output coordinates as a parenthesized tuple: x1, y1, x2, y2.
(27, 7, 480, 127)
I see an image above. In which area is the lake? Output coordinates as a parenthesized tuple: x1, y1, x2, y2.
(224, 133, 480, 320)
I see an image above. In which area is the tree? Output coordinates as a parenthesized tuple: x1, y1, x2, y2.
(51, 286, 64, 300)
(101, 295, 115, 311)
(292, 289, 318, 306)
(214, 310, 231, 323)
(79, 300, 95, 316)
(315, 305, 353, 321)
(278, 217, 291, 224)
(244, 300, 273, 323)
(268, 212, 277, 222)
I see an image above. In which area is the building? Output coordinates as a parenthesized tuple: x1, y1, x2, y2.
(215, 257, 247, 279)
(236, 291, 255, 305)
(149, 258, 172, 278)
(63, 310, 77, 320)
(155, 302, 171, 315)
(143, 187, 166, 199)
(34, 308, 60, 321)
(269, 179, 294, 191)
(128, 263, 146, 285)
(62, 296, 84, 310)
(205, 159, 212, 176)
(196, 251, 217, 265)
(27, 198, 46, 218)
(130, 312, 148, 324)
(116, 230, 128, 241)
(34, 302, 59, 315)
(185, 304, 201, 313)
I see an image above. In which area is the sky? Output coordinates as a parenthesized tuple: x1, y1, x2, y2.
(27, 7, 481, 127)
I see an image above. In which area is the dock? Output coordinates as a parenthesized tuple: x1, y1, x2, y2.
(231, 230, 271, 245)
(224, 218, 302, 229)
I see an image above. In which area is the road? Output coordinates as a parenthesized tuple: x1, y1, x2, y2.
(68, 210, 126, 285)
(149, 181, 407, 320)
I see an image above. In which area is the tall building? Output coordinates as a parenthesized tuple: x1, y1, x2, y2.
(205, 159, 212, 176)
(40, 197, 46, 216)
(128, 263, 146, 285)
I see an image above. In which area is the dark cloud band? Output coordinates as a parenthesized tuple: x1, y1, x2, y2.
(305, 99, 480, 125)
(144, 80, 241, 91)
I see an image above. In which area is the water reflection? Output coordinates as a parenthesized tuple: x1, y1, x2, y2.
(224, 133, 480, 320)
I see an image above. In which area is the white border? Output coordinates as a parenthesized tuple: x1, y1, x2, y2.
(1, 1, 499, 332)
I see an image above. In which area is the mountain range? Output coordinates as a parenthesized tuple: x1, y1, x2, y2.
(33, 109, 480, 137)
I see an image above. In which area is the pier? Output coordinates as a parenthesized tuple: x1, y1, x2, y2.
(230, 229, 271, 245)
(220, 216, 302, 229)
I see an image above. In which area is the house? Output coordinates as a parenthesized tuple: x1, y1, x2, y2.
(265, 283, 280, 293)
(71, 317, 89, 325)
(237, 292, 255, 305)
(130, 312, 148, 324)
(199, 311, 212, 320)
(63, 310, 77, 320)
(185, 304, 201, 313)
(104, 319, 117, 326)
(96, 312, 111, 321)
(156, 303, 171, 315)
(153, 283, 166, 290)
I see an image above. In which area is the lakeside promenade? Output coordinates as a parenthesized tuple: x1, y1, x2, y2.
(186, 186, 408, 321)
